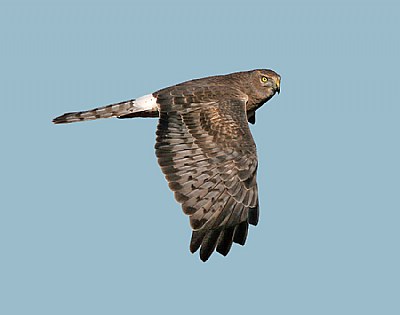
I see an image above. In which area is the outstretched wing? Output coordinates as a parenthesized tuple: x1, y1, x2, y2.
(155, 88, 259, 261)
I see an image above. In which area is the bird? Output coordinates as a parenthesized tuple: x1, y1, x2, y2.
(53, 69, 281, 261)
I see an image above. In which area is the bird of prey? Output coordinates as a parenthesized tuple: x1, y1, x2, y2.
(53, 69, 281, 261)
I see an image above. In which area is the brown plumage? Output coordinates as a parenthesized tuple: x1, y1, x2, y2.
(53, 69, 281, 261)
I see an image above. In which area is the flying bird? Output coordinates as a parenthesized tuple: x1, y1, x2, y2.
(53, 69, 281, 261)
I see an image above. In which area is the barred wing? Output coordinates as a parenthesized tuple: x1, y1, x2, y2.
(155, 94, 260, 261)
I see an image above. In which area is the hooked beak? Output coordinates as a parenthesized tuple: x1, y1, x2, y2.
(275, 77, 281, 94)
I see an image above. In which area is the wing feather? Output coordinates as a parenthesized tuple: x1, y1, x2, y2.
(155, 87, 260, 261)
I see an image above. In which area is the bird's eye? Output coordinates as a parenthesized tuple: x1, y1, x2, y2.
(261, 76, 268, 83)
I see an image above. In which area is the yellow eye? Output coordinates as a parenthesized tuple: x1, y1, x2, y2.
(261, 76, 268, 83)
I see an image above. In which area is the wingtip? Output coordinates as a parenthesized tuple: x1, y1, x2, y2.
(248, 205, 259, 226)
(199, 253, 210, 262)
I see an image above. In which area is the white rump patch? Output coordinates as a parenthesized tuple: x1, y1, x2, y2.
(134, 94, 158, 111)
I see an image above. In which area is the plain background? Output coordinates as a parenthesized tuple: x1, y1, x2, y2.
(1, 0, 399, 314)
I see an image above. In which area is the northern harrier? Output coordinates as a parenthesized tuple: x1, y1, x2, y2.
(53, 69, 281, 261)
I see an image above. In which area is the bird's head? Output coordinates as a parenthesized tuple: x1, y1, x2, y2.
(243, 69, 281, 123)
(251, 69, 281, 99)
(246, 69, 281, 108)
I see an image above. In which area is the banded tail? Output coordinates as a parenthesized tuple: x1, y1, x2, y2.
(53, 94, 158, 124)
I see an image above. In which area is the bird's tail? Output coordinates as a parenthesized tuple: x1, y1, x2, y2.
(52, 99, 138, 124)
(53, 94, 158, 124)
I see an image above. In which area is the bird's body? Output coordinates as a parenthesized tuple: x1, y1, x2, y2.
(53, 69, 281, 261)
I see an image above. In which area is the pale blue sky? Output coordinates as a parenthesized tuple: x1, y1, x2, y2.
(1, 0, 399, 314)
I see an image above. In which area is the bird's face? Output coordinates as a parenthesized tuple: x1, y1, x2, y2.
(253, 69, 281, 98)
(245, 69, 280, 113)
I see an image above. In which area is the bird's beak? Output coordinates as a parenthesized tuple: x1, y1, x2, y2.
(275, 77, 281, 94)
